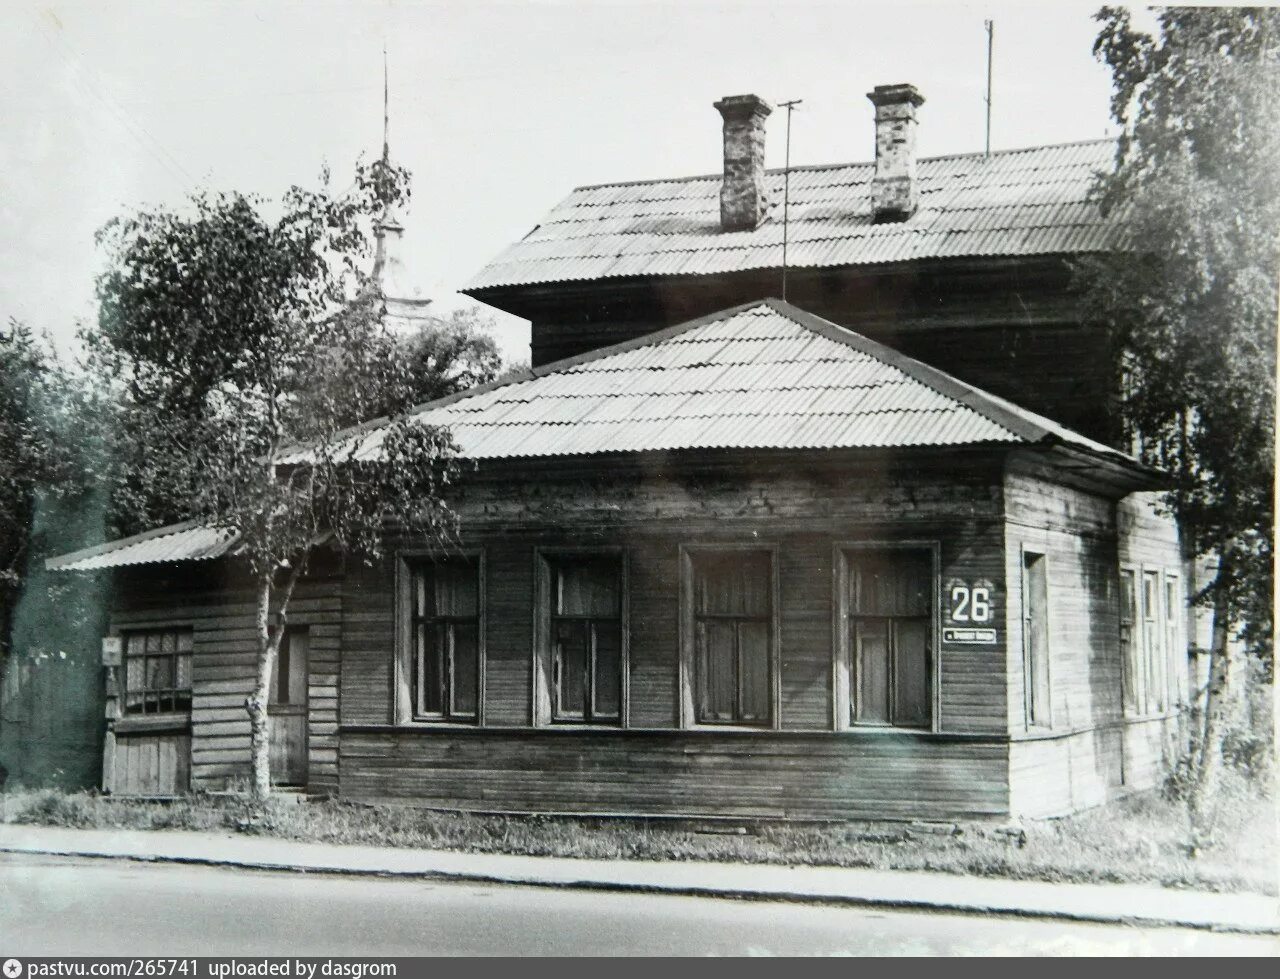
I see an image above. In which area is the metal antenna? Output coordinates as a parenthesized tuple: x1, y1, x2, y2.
(984, 20, 994, 157)
(779, 98, 803, 302)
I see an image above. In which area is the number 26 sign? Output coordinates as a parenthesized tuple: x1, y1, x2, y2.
(947, 579, 995, 624)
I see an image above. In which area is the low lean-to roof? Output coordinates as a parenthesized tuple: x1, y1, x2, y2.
(47, 520, 240, 573)
(464, 140, 1121, 292)
(48, 299, 1144, 572)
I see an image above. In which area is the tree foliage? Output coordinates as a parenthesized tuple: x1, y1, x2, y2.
(1083, 6, 1278, 655)
(396, 306, 504, 407)
(0, 322, 96, 664)
(92, 159, 464, 795)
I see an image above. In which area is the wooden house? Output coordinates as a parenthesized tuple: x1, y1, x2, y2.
(47, 85, 1193, 820)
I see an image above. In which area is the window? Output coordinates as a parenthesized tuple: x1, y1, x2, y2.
(1122, 565, 1174, 717)
(686, 549, 774, 726)
(544, 554, 623, 724)
(269, 627, 308, 707)
(1120, 568, 1140, 713)
(1143, 570, 1166, 713)
(123, 628, 192, 714)
(844, 548, 932, 729)
(1164, 574, 1182, 707)
(1022, 552, 1051, 728)
(408, 557, 480, 722)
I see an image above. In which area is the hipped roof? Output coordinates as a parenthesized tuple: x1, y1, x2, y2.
(49, 299, 1151, 572)
(464, 140, 1122, 293)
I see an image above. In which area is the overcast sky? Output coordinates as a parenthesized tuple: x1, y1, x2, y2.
(1, 0, 1130, 364)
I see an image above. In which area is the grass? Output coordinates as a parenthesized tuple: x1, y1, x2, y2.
(1, 772, 1274, 896)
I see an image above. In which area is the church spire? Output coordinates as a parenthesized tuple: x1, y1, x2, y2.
(371, 47, 431, 323)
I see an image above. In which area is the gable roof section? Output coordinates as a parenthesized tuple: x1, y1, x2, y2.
(464, 140, 1121, 292)
(50, 299, 1146, 572)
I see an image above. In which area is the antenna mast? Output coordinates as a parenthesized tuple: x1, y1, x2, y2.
(779, 98, 802, 302)
(984, 20, 994, 157)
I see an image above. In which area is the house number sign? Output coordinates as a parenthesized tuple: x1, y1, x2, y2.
(944, 578, 998, 644)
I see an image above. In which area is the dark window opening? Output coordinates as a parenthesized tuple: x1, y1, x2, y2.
(691, 550, 772, 726)
(547, 555, 622, 724)
(846, 549, 932, 729)
(410, 558, 480, 722)
(1022, 552, 1050, 728)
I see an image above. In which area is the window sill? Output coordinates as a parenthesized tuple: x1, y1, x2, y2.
(114, 713, 191, 734)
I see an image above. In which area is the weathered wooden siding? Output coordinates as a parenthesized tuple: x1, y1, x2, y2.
(340, 729, 1010, 821)
(109, 568, 341, 794)
(335, 453, 1014, 818)
(1003, 462, 1122, 736)
(1003, 465, 1185, 818)
(110, 729, 191, 796)
(513, 259, 1115, 445)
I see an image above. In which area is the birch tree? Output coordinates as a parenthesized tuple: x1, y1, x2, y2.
(93, 160, 459, 797)
(1081, 7, 1278, 843)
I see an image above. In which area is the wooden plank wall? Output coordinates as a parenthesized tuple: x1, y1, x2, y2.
(111, 731, 191, 796)
(338, 454, 1014, 818)
(520, 259, 1114, 445)
(110, 569, 341, 794)
(340, 730, 1010, 821)
(1004, 465, 1184, 817)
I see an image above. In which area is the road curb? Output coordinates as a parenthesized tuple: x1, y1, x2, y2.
(4, 840, 1277, 936)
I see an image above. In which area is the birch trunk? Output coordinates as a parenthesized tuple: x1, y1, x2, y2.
(1187, 553, 1233, 851)
(247, 573, 276, 800)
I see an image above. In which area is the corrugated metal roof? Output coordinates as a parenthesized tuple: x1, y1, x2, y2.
(46, 521, 240, 572)
(464, 140, 1122, 291)
(53, 299, 1143, 571)
(283, 298, 1125, 465)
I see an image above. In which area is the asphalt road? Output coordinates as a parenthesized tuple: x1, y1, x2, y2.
(0, 853, 1274, 956)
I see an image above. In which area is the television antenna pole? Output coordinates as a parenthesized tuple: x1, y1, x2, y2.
(984, 20, 994, 156)
(779, 98, 803, 302)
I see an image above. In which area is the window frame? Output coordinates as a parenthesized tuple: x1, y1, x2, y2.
(1020, 547, 1053, 731)
(121, 627, 193, 717)
(1121, 562, 1176, 719)
(832, 540, 941, 734)
(394, 549, 486, 727)
(1119, 565, 1141, 715)
(1141, 566, 1167, 715)
(678, 543, 781, 731)
(1163, 571, 1183, 709)
(533, 546, 629, 728)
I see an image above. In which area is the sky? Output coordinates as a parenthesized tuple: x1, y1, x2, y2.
(0, 0, 1132, 365)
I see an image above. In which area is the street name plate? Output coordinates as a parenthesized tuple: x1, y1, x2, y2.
(943, 627, 997, 644)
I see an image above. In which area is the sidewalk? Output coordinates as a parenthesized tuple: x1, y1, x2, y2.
(2, 823, 1276, 935)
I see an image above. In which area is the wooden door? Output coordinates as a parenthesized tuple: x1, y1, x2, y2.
(269, 628, 308, 787)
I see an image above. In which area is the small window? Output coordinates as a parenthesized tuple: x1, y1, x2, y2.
(845, 549, 932, 729)
(1164, 574, 1182, 706)
(1120, 568, 1141, 713)
(688, 550, 773, 726)
(1143, 570, 1166, 713)
(409, 558, 480, 722)
(123, 628, 192, 714)
(545, 555, 623, 724)
(1022, 552, 1051, 728)
(269, 627, 308, 707)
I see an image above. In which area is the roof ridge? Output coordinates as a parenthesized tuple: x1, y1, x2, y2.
(569, 138, 1116, 193)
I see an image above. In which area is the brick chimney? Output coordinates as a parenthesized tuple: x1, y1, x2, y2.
(866, 84, 925, 222)
(713, 94, 773, 232)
